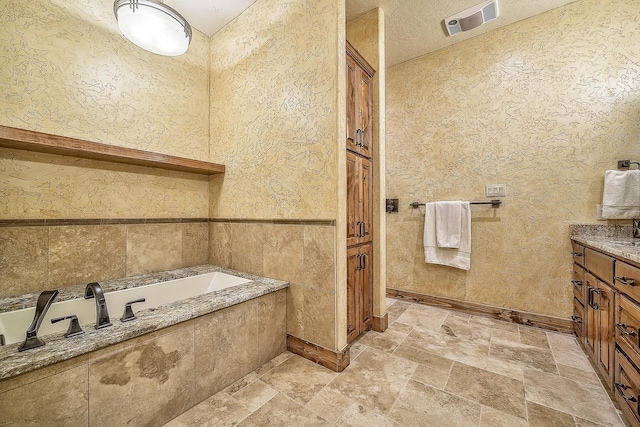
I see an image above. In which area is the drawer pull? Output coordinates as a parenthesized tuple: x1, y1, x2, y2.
(571, 315, 582, 324)
(571, 280, 582, 288)
(615, 276, 637, 287)
(616, 323, 637, 336)
(615, 383, 638, 402)
(571, 252, 583, 257)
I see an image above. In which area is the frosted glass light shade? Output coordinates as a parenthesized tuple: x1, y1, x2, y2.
(114, 0, 192, 56)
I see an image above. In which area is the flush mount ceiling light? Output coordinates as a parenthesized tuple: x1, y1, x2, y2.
(114, 0, 192, 56)
(444, 0, 499, 36)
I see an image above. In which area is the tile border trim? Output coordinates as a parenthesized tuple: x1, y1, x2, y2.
(0, 218, 336, 227)
(387, 288, 573, 333)
(286, 334, 350, 372)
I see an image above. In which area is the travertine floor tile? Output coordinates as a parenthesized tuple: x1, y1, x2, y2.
(335, 403, 397, 426)
(393, 344, 454, 373)
(322, 347, 417, 414)
(411, 364, 450, 390)
(232, 379, 279, 412)
(356, 329, 406, 353)
(349, 342, 367, 360)
(164, 392, 250, 427)
(305, 387, 354, 423)
(479, 406, 527, 427)
(489, 337, 557, 374)
(386, 301, 412, 323)
(445, 362, 526, 418)
(470, 316, 519, 333)
(557, 363, 602, 388)
(518, 326, 550, 349)
(524, 369, 623, 426)
(547, 332, 593, 371)
(237, 393, 328, 426)
(389, 380, 481, 427)
(396, 305, 449, 330)
(404, 326, 490, 364)
(527, 401, 575, 427)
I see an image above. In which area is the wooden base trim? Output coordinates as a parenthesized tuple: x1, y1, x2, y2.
(387, 288, 573, 333)
(372, 313, 388, 332)
(286, 335, 350, 372)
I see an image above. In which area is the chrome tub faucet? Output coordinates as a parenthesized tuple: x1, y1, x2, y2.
(84, 282, 112, 329)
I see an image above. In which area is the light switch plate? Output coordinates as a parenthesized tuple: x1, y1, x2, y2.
(485, 184, 506, 197)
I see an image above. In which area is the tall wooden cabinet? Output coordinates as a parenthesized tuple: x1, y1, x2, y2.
(346, 42, 375, 344)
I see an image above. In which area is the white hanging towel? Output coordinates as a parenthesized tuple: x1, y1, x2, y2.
(435, 201, 462, 248)
(424, 201, 471, 270)
(601, 170, 640, 219)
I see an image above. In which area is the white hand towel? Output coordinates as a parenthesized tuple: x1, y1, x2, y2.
(424, 201, 471, 270)
(435, 201, 462, 248)
(602, 170, 640, 219)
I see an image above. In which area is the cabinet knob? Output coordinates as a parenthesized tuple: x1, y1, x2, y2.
(571, 252, 583, 257)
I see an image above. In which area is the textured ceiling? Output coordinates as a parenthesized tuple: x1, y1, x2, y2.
(346, 0, 578, 67)
(165, 0, 257, 37)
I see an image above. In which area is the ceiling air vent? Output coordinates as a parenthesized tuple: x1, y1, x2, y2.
(444, 0, 499, 36)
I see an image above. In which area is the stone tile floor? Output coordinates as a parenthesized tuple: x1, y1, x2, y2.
(164, 299, 626, 426)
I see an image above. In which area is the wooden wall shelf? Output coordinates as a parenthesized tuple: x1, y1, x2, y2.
(0, 125, 225, 175)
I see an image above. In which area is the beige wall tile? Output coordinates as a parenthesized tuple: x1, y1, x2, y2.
(126, 223, 182, 276)
(0, 226, 48, 297)
(182, 222, 209, 267)
(230, 223, 264, 276)
(49, 225, 126, 288)
(263, 224, 303, 283)
(0, 355, 89, 395)
(258, 289, 287, 364)
(303, 286, 336, 350)
(209, 222, 232, 268)
(287, 283, 305, 338)
(303, 226, 336, 292)
(89, 328, 196, 427)
(0, 364, 88, 426)
(194, 299, 260, 402)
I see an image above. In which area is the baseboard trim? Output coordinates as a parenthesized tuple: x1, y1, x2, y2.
(372, 313, 388, 332)
(286, 335, 350, 372)
(387, 288, 573, 333)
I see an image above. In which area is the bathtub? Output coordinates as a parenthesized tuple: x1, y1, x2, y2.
(0, 271, 252, 346)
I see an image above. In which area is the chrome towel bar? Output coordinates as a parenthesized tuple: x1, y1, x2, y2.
(409, 200, 502, 209)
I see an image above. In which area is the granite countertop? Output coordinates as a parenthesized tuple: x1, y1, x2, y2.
(570, 224, 640, 265)
(0, 265, 288, 381)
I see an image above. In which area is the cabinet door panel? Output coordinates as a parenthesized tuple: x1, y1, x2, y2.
(359, 157, 372, 244)
(347, 246, 360, 344)
(585, 273, 597, 359)
(614, 349, 640, 427)
(572, 297, 584, 338)
(360, 244, 373, 332)
(597, 281, 615, 389)
(617, 295, 640, 370)
(346, 152, 359, 247)
(346, 54, 358, 153)
(572, 263, 585, 305)
(357, 70, 372, 158)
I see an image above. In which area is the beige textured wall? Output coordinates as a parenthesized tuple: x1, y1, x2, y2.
(208, 0, 341, 220)
(207, 0, 345, 350)
(386, 0, 640, 318)
(346, 8, 387, 321)
(0, 0, 211, 219)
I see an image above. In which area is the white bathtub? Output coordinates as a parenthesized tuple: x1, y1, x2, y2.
(0, 272, 252, 346)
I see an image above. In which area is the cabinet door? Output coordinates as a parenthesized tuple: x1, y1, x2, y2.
(359, 157, 372, 244)
(585, 272, 597, 359)
(356, 69, 372, 158)
(359, 244, 373, 332)
(347, 246, 360, 343)
(347, 152, 360, 247)
(597, 280, 615, 389)
(346, 54, 358, 153)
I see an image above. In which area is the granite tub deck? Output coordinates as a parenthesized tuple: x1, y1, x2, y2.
(0, 265, 288, 380)
(570, 224, 640, 265)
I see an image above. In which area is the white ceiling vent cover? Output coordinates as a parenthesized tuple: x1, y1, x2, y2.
(444, 0, 499, 36)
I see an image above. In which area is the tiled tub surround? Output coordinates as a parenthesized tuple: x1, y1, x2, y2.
(0, 266, 287, 427)
(0, 219, 210, 298)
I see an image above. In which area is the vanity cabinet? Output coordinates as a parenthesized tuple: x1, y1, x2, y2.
(346, 43, 373, 158)
(346, 42, 375, 344)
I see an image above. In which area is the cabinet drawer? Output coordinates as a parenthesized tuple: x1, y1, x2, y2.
(572, 263, 585, 305)
(572, 297, 584, 337)
(572, 242, 585, 266)
(615, 261, 640, 302)
(585, 248, 614, 284)
(617, 295, 640, 370)
(614, 348, 640, 427)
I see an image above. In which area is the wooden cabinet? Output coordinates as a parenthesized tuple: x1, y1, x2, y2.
(347, 152, 372, 247)
(584, 275, 615, 388)
(347, 244, 373, 343)
(615, 348, 640, 427)
(346, 42, 375, 345)
(346, 43, 373, 158)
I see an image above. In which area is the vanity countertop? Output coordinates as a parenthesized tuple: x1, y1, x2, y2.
(570, 224, 640, 265)
(0, 265, 288, 381)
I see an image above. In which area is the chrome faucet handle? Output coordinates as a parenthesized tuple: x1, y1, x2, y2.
(121, 298, 146, 322)
(51, 315, 84, 338)
(18, 289, 59, 352)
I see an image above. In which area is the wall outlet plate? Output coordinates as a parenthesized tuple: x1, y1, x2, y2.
(485, 184, 506, 197)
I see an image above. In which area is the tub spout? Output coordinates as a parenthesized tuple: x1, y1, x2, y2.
(84, 282, 112, 329)
(18, 289, 59, 352)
